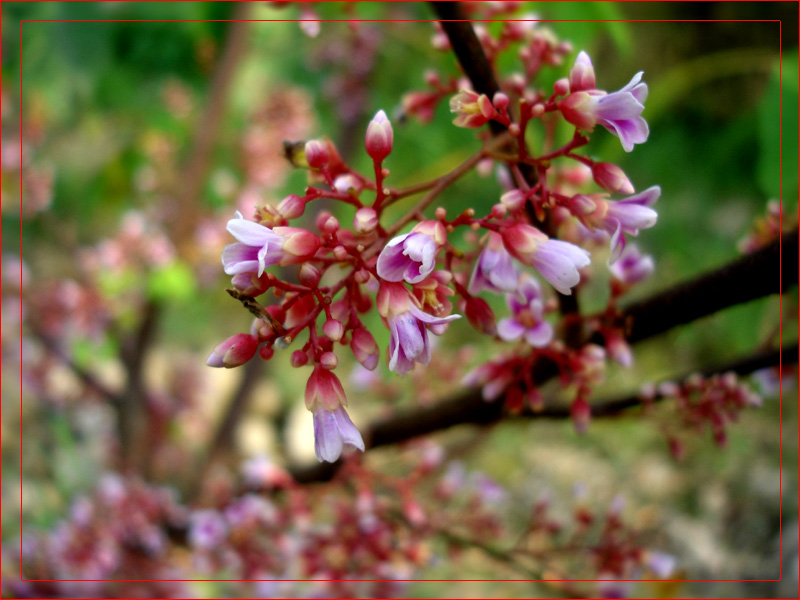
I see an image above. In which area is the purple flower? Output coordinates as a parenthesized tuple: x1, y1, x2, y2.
(377, 282, 460, 375)
(570, 186, 660, 262)
(377, 221, 446, 284)
(468, 232, 520, 295)
(609, 243, 654, 285)
(188, 510, 228, 551)
(221, 211, 320, 276)
(312, 405, 365, 463)
(497, 276, 553, 347)
(559, 55, 649, 152)
(501, 224, 591, 295)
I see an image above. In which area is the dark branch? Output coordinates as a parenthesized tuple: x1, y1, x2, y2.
(619, 229, 797, 344)
(290, 342, 795, 483)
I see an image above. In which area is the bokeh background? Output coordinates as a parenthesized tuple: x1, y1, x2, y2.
(3, 1, 798, 598)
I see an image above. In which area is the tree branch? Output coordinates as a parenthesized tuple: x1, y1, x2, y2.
(291, 341, 795, 483)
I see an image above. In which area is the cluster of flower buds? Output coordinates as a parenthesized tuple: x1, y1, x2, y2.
(209, 18, 662, 462)
(644, 372, 763, 458)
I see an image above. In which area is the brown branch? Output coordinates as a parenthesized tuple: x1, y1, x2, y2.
(290, 341, 795, 484)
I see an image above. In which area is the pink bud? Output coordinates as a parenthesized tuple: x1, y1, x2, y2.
(304, 140, 329, 169)
(207, 333, 259, 368)
(320, 351, 338, 370)
(365, 109, 394, 163)
(465, 297, 497, 336)
(353, 207, 378, 234)
(322, 215, 340, 234)
(354, 269, 371, 284)
(323, 319, 344, 341)
(315, 211, 333, 232)
(350, 328, 379, 370)
(305, 366, 347, 411)
(333, 245, 349, 261)
(272, 227, 321, 264)
(569, 50, 596, 93)
(500, 189, 525, 211)
(592, 162, 635, 195)
(491, 204, 507, 219)
(259, 346, 275, 361)
(493, 91, 509, 110)
(277, 194, 305, 220)
(568, 194, 598, 217)
(298, 262, 321, 287)
(553, 77, 570, 96)
(291, 349, 309, 368)
(557, 92, 597, 131)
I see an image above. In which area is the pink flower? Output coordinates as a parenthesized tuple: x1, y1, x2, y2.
(222, 212, 320, 276)
(468, 231, 520, 295)
(377, 221, 446, 284)
(501, 224, 591, 295)
(377, 282, 460, 375)
(569, 186, 659, 261)
(558, 54, 649, 152)
(497, 276, 553, 347)
(449, 89, 497, 128)
(365, 109, 394, 162)
(305, 366, 365, 463)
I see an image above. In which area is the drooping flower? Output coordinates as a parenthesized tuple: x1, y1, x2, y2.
(468, 231, 521, 295)
(501, 224, 591, 295)
(304, 366, 365, 463)
(377, 221, 446, 284)
(449, 88, 497, 128)
(558, 53, 649, 152)
(497, 276, 553, 347)
(569, 186, 660, 261)
(377, 282, 460, 375)
(222, 212, 320, 276)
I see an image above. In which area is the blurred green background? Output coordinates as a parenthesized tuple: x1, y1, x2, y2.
(2, 2, 797, 597)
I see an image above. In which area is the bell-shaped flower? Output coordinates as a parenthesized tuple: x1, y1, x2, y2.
(222, 212, 320, 276)
(305, 366, 365, 463)
(558, 63, 649, 152)
(497, 276, 553, 347)
(377, 282, 460, 375)
(377, 221, 446, 284)
(468, 231, 520, 295)
(501, 224, 591, 295)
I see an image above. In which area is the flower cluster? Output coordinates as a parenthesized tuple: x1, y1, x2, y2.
(210, 22, 661, 462)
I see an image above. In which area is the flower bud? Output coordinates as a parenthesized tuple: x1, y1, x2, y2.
(304, 139, 329, 169)
(354, 269, 371, 284)
(333, 245, 349, 261)
(493, 91, 509, 110)
(320, 351, 338, 370)
(298, 262, 322, 287)
(323, 319, 344, 342)
(271, 227, 321, 264)
(568, 194, 598, 217)
(365, 109, 394, 163)
(350, 328, 379, 370)
(333, 173, 363, 194)
(259, 346, 275, 361)
(322, 215, 339, 234)
(207, 333, 259, 368)
(500, 189, 526, 211)
(277, 194, 305, 220)
(305, 366, 347, 411)
(553, 77, 570, 96)
(291, 349, 309, 368)
(353, 207, 378, 234)
(465, 297, 497, 336)
(569, 50, 596, 93)
(592, 162, 635, 195)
